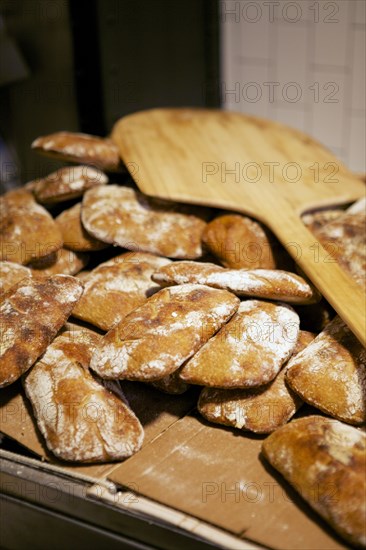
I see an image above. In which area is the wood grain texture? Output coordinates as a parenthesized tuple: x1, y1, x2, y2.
(112, 108, 366, 346)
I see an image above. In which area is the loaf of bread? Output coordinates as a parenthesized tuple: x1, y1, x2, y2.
(0, 275, 83, 387)
(198, 330, 314, 433)
(90, 284, 239, 381)
(180, 299, 300, 388)
(152, 261, 320, 304)
(32, 165, 108, 204)
(81, 185, 207, 259)
(302, 208, 344, 233)
(72, 252, 172, 331)
(262, 415, 366, 548)
(202, 213, 281, 269)
(309, 210, 365, 287)
(0, 190, 63, 264)
(286, 315, 366, 425)
(28, 248, 89, 277)
(56, 203, 108, 252)
(0, 261, 32, 294)
(32, 131, 122, 172)
(23, 328, 144, 462)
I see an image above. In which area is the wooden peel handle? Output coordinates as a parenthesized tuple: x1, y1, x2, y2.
(258, 208, 366, 346)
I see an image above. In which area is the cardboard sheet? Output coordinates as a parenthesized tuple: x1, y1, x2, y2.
(0, 383, 350, 548)
(108, 412, 347, 550)
(0, 381, 198, 480)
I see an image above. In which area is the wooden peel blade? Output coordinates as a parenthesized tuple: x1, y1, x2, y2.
(112, 108, 366, 346)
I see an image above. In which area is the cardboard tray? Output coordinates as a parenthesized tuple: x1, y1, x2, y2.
(0, 381, 348, 550)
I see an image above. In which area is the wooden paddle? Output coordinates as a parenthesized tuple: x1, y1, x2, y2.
(112, 108, 366, 346)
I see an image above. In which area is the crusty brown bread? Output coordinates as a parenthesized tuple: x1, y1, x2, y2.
(31, 131, 122, 172)
(81, 185, 207, 259)
(0, 191, 63, 265)
(72, 252, 172, 331)
(0, 261, 32, 295)
(201, 213, 294, 270)
(23, 329, 144, 462)
(90, 284, 239, 381)
(302, 208, 344, 233)
(313, 211, 366, 287)
(180, 299, 300, 388)
(0, 275, 83, 388)
(32, 165, 108, 204)
(201, 213, 277, 268)
(262, 415, 366, 548)
(55, 203, 108, 252)
(198, 330, 314, 433)
(152, 261, 320, 304)
(28, 248, 89, 277)
(286, 316, 366, 425)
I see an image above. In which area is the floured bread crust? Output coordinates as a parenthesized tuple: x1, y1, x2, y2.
(302, 208, 344, 233)
(23, 329, 143, 462)
(0, 261, 32, 295)
(314, 212, 366, 287)
(153, 261, 320, 304)
(198, 331, 314, 433)
(0, 191, 63, 265)
(180, 300, 300, 388)
(90, 284, 239, 381)
(28, 248, 89, 277)
(0, 275, 83, 387)
(32, 131, 122, 172)
(262, 416, 366, 548)
(56, 203, 108, 252)
(32, 165, 108, 204)
(286, 316, 366, 425)
(72, 252, 172, 331)
(81, 185, 207, 259)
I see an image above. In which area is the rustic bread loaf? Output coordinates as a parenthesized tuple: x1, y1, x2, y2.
(180, 299, 300, 388)
(28, 248, 89, 277)
(90, 284, 239, 381)
(72, 252, 172, 331)
(152, 261, 320, 304)
(0, 275, 83, 388)
(55, 203, 108, 252)
(0, 191, 63, 265)
(32, 164, 108, 204)
(302, 208, 344, 233)
(198, 330, 314, 433)
(262, 415, 366, 548)
(286, 316, 366, 425)
(0, 261, 32, 295)
(32, 131, 122, 172)
(201, 213, 277, 269)
(23, 329, 143, 462)
(310, 211, 365, 287)
(32, 165, 108, 204)
(81, 185, 207, 259)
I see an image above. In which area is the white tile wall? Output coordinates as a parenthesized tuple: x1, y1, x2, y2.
(351, 29, 366, 111)
(313, 1, 350, 67)
(349, 115, 366, 173)
(221, 0, 366, 173)
(353, 0, 366, 25)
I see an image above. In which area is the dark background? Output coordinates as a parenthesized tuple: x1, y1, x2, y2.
(0, 0, 220, 191)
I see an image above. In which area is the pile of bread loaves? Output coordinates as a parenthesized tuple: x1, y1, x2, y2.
(0, 131, 365, 548)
